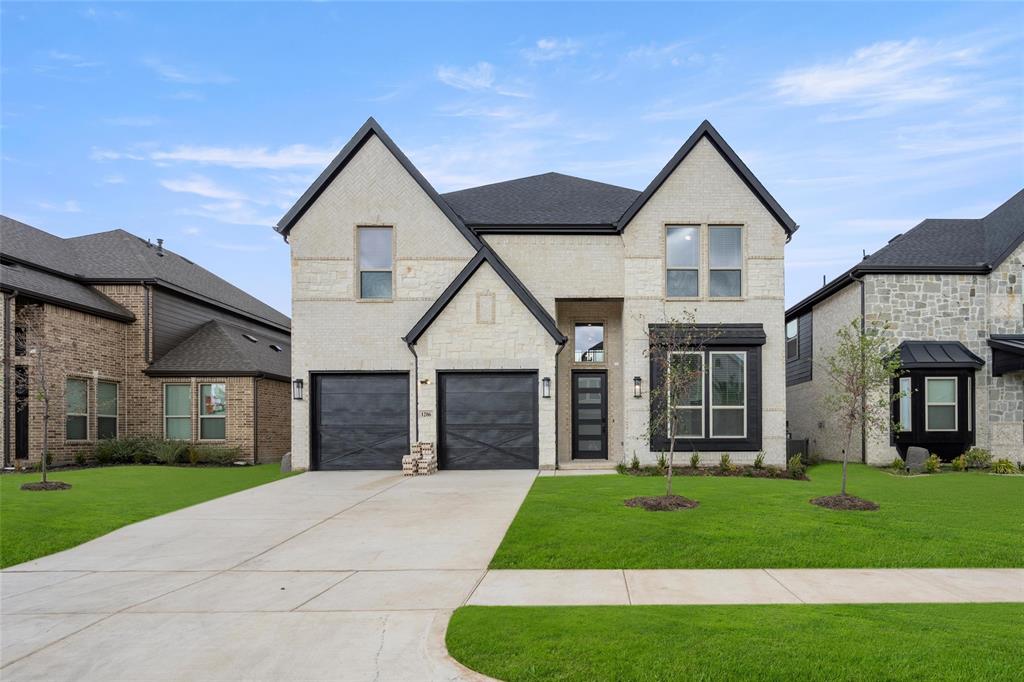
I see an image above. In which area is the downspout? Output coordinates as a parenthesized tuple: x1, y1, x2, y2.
(406, 342, 419, 442)
(851, 271, 867, 463)
(553, 339, 567, 470)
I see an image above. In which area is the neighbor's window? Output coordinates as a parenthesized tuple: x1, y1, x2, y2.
(358, 226, 393, 299)
(710, 351, 746, 437)
(65, 378, 89, 440)
(709, 226, 742, 297)
(574, 323, 605, 362)
(666, 225, 699, 297)
(669, 351, 704, 438)
(97, 381, 118, 439)
(164, 384, 192, 440)
(14, 325, 26, 356)
(898, 377, 912, 432)
(786, 319, 799, 360)
(199, 383, 227, 440)
(925, 377, 957, 431)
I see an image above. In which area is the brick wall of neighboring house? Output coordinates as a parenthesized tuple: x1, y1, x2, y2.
(1, 293, 11, 465)
(256, 377, 290, 463)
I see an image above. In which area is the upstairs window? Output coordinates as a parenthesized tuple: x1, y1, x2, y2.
(97, 381, 118, 439)
(574, 323, 605, 362)
(786, 319, 799, 360)
(709, 226, 742, 297)
(65, 378, 89, 440)
(666, 226, 699, 297)
(358, 226, 393, 299)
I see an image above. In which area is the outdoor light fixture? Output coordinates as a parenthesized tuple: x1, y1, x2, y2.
(292, 378, 304, 400)
(633, 376, 642, 398)
(542, 377, 551, 398)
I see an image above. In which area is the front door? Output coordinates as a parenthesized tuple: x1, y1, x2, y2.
(572, 371, 607, 459)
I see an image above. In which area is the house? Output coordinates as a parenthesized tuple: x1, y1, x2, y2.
(786, 189, 1024, 463)
(279, 117, 796, 471)
(0, 217, 292, 467)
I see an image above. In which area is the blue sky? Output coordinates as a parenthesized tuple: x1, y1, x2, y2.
(3, 2, 1022, 315)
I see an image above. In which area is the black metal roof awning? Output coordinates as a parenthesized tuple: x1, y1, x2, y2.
(897, 341, 985, 369)
(987, 335, 1024, 376)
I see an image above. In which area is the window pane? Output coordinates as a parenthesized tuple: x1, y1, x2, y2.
(666, 226, 699, 267)
(578, 424, 602, 436)
(66, 415, 87, 440)
(200, 417, 226, 440)
(926, 378, 956, 404)
(786, 320, 798, 339)
(578, 408, 602, 420)
(710, 270, 741, 297)
(361, 271, 392, 299)
(98, 416, 117, 440)
(358, 227, 392, 269)
(166, 416, 191, 440)
(577, 440, 601, 451)
(98, 382, 117, 416)
(927, 405, 956, 430)
(165, 385, 190, 417)
(200, 384, 226, 416)
(578, 377, 602, 389)
(712, 353, 745, 406)
(672, 408, 703, 437)
(786, 337, 799, 361)
(66, 379, 88, 415)
(667, 269, 698, 297)
(712, 408, 745, 437)
(670, 354, 703, 406)
(709, 227, 742, 268)
(899, 377, 912, 431)
(574, 324, 604, 362)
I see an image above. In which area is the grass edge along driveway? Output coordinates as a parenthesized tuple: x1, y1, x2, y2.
(446, 603, 1023, 682)
(490, 463, 1024, 569)
(1, 464, 294, 568)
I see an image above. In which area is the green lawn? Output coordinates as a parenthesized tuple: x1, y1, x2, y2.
(447, 603, 1023, 682)
(1, 465, 294, 568)
(490, 463, 1024, 568)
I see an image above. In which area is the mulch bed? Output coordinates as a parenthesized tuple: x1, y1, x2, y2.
(624, 466, 808, 481)
(20, 481, 72, 491)
(624, 495, 700, 511)
(810, 494, 878, 511)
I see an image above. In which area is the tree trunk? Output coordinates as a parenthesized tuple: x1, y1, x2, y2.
(667, 442, 674, 496)
(841, 448, 847, 496)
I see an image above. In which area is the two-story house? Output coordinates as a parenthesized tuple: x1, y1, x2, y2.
(279, 118, 797, 471)
(786, 189, 1024, 463)
(1, 217, 292, 467)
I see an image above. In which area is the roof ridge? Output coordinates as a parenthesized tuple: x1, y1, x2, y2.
(440, 171, 639, 196)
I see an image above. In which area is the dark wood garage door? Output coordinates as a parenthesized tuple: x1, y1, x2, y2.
(312, 373, 408, 470)
(438, 372, 538, 470)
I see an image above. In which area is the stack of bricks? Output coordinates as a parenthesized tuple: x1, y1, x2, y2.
(402, 453, 420, 476)
(402, 442, 438, 476)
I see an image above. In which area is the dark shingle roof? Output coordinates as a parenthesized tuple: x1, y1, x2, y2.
(0, 262, 134, 321)
(1, 216, 289, 330)
(145, 320, 290, 380)
(441, 173, 640, 227)
(897, 341, 985, 369)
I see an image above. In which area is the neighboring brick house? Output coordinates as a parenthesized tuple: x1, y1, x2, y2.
(786, 189, 1024, 463)
(0, 216, 292, 467)
(279, 117, 797, 471)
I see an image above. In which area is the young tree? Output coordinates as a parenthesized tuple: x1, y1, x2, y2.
(642, 312, 718, 497)
(823, 318, 903, 496)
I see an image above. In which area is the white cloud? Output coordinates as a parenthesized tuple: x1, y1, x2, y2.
(46, 50, 103, 68)
(37, 200, 82, 213)
(100, 174, 126, 185)
(143, 57, 234, 85)
(103, 115, 160, 127)
(182, 226, 201, 236)
(435, 62, 530, 98)
(180, 200, 279, 227)
(626, 41, 702, 68)
(522, 38, 582, 63)
(150, 144, 336, 169)
(160, 175, 248, 201)
(90, 147, 146, 161)
(208, 241, 269, 253)
(439, 104, 558, 129)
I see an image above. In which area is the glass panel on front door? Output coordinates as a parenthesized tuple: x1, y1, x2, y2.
(573, 372, 607, 459)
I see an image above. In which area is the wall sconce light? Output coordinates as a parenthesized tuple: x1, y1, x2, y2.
(292, 378, 304, 400)
(541, 377, 551, 399)
(633, 376, 642, 399)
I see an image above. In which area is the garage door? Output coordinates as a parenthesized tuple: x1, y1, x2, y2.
(438, 372, 538, 469)
(312, 373, 408, 470)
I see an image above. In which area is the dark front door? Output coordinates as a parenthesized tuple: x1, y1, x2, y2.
(438, 372, 538, 470)
(312, 373, 409, 470)
(15, 366, 28, 460)
(572, 371, 607, 459)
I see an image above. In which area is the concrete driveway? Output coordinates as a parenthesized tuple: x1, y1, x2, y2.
(1, 470, 536, 681)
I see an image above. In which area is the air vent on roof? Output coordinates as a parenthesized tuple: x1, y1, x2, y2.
(269, 344, 283, 352)
(887, 233, 903, 244)
(243, 334, 258, 343)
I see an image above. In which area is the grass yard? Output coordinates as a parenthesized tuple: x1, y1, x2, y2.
(1, 465, 294, 568)
(447, 603, 1023, 682)
(490, 463, 1024, 568)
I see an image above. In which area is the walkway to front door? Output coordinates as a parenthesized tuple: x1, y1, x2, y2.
(572, 371, 607, 459)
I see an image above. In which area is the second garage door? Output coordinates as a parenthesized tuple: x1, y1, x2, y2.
(438, 372, 538, 470)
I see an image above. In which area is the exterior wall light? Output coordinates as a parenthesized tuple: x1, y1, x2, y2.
(634, 376, 642, 399)
(542, 377, 551, 399)
(292, 378, 304, 400)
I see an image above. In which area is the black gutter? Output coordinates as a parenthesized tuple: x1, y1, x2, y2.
(0, 286, 135, 323)
(252, 377, 259, 463)
(553, 339, 566, 470)
(406, 341, 419, 442)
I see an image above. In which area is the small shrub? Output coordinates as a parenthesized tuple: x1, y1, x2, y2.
(804, 451, 821, 466)
(964, 447, 992, 469)
(187, 444, 241, 466)
(630, 453, 640, 472)
(74, 452, 87, 467)
(689, 451, 700, 469)
(153, 440, 189, 465)
(753, 451, 765, 470)
(991, 458, 1015, 474)
(787, 454, 805, 479)
(719, 453, 732, 472)
(951, 454, 968, 471)
(924, 454, 941, 474)
(1018, 462, 1024, 473)
(656, 452, 668, 473)
(889, 456, 905, 471)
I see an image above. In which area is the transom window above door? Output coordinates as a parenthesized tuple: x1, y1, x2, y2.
(574, 323, 604, 362)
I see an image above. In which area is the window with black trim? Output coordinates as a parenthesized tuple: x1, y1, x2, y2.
(786, 319, 799, 361)
(663, 350, 751, 442)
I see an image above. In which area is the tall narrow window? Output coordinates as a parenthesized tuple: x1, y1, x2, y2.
(786, 319, 799, 360)
(709, 226, 742, 297)
(65, 378, 88, 440)
(925, 377, 957, 431)
(14, 325, 26, 356)
(666, 226, 699, 297)
(574, 323, 605, 362)
(669, 352, 704, 438)
(164, 384, 192, 440)
(199, 383, 227, 440)
(358, 226, 393, 299)
(710, 352, 746, 437)
(898, 377, 912, 432)
(97, 381, 118, 439)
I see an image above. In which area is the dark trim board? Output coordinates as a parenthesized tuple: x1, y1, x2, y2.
(786, 311, 813, 386)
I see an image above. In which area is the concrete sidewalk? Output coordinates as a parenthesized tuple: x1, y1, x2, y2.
(468, 568, 1024, 606)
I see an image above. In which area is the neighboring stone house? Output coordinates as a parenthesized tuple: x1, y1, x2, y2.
(786, 189, 1024, 463)
(279, 117, 797, 471)
(0, 216, 292, 467)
